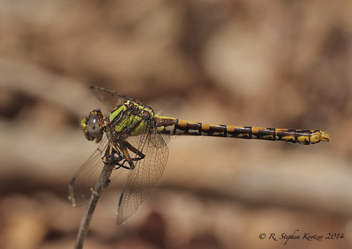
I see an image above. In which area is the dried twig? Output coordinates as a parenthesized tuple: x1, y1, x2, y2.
(73, 163, 115, 249)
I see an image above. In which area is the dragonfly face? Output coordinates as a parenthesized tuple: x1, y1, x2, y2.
(81, 109, 104, 143)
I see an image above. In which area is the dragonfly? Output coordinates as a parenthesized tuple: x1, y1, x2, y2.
(68, 86, 330, 225)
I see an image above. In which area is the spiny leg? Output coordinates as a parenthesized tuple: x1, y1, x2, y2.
(117, 141, 145, 170)
(102, 140, 146, 171)
(103, 145, 122, 165)
(123, 140, 145, 161)
(102, 144, 131, 170)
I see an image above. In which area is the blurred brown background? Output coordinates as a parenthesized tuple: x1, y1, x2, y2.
(0, 0, 351, 248)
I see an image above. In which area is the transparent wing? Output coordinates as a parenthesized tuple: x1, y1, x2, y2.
(90, 85, 134, 110)
(116, 120, 169, 224)
(68, 135, 123, 207)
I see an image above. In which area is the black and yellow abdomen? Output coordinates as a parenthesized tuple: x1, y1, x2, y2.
(155, 116, 330, 145)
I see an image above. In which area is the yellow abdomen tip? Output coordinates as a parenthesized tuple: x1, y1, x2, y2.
(321, 132, 330, 142)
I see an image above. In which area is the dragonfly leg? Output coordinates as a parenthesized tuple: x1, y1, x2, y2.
(119, 143, 136, 170)
(123, 141, 145, 162)
(102, 141, 146, 171)
(113, 141, 146, 170)
(102, 145, 132, 170)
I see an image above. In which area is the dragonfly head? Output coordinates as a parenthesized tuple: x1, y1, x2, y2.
(81, 109, 104, 143)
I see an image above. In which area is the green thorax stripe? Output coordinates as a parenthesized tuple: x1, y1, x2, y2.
(109, 100, 155, 136)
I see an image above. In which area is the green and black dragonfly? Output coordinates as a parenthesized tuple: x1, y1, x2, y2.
(68, 86, 330, 224)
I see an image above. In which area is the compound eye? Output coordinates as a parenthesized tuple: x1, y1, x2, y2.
(87, 115, 101, 137)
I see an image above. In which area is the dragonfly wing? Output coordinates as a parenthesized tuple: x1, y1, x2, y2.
(90, 86, 134, 110)
(116, 121, 169, 224)
(68, 135, 122, 207)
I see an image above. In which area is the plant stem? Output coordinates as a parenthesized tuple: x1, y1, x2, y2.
(74, 163, 115, 249)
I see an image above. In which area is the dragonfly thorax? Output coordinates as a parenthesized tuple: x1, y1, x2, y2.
(108, 101, 156, 137)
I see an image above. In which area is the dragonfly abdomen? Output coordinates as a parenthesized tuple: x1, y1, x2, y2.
(155, 116, 330, 145)
(226, 126, 330, 145)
